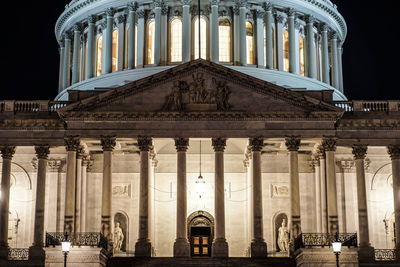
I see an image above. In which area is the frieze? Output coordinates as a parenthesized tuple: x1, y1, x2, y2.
(271, 183, 289, 198)
(112, 184, 132, 198)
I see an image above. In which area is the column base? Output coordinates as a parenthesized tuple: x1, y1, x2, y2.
(358, 245, 375, 263)
(250, 240, 267, 258)
(29, 245, 45, 261)
(0, 245, 8, 260)
(212, 238, 229, 258)
(135, 239, 152, 257)
(173, 238, 190, 257)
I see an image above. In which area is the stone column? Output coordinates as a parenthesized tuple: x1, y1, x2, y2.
(100, 136, 116, 246)
(58, 41, 65, 92)
(287, 9, 296, 73)
(173, 138, 190, 257)
(154, 1, 162, 66)
(318, 145, 328, 233)
(275, 14, 284, 71)
(103, 8, 114, 74)
(74, 146, 84, 233)
(80, 156, 90, 233)
(388, 145, 400, 260)
(322, 138, 339, 233)
(55, 160, 65, 232)
(136, 9, 145, 68)
(62, 32, 72, 89)
(210, 0, 219, 63)
(160, 3, 168, 65)
(135, 137, 153, 257)
(320, 24, 330, 85)
(338, 42, 344, 92)
(233, 5, 240, 65)
(127, 3, 137, 69)
(306, 16, 315, 79)
(249, 137, 267, 258)
(352, 145, 374, 262)
(285, 137, 302, 249)
(264, 3, 273, 69)
(71, 24, 81, 84)
(0, 146, 15, 259)
(256, 10, 265, 68)
(331, 33, 339, 89)
(212, 138, 229, 257)
(182, 0, 191, 63)
(64, 136, 80, 234)
(312, 155, 322, 232)
(238, 0, 247, 66)
(29, 145, 50, 260)
(86, 15, 97, 79)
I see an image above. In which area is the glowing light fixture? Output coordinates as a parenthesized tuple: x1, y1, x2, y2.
(332, 232, 342, 267)
(195, 140, 206, 198)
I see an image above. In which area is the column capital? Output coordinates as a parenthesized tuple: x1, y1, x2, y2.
(73, 23, 82, 32)
(238, 0, 247, 8)
(352, 145, 368, 160)
(82, 155, 92, 167)
(210, 0, 219, 6)
(322, 137, 337, 152)
(64, 136, 80, 151)
(388, 145, 400, 160)
(137, 136, 153, 151)
(305, 15, 315, 25)
(181, 0, 192, 6)
(275, 14, 285, 24)
(106, 7, 115, 17)
(174, 138, 189, 152)
(212, 138, 227, 152)
(311, 155, 320, 167)
(137, 9, 145, 19)
(88, 14, 97, 24)
(153, 0, 163, 8)
(128, 2, 138, 12)
(286, 8, 295, 17)
(34, 145, 50, 160)
(64, 31, 73, 40)
(76, 145, 86, 159)
(316, 145, 325, 159)
(101, 136, 116, 151)
(263, 1, 272, 12)
(329, 31, 338, 40)
(319, 23, 329, 32)
(0, 146, 16, 160)
(285, 136, 301, 152)
(256, 10, 265, 19)
(249, 137, 264, 152)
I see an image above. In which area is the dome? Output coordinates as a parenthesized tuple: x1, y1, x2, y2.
(55, 0, 347, 101)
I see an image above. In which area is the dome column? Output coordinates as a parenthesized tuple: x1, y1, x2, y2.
(264, 3, 273, 69)
(160, 3, 168, 65)
(71, 24, 81, 84)
(256, 10, 265, 68)
(330, 33, 339, 89)
(62, 32, 72, 89)
(388, 145, 400, 261)
(238, 0, 247, 66)
(338, 42, 344, 92)
(306, 15, 316, 79)
(103, 8, 114, 74)
(182, 0, 191, 63)
(154, 1, 162, 66)
(127, 3, 137, 69)
(86, 15, 97, 79)
(233, 5, 240, 65)
(136, 9, 145, 68)
(58, 41, 65, 93)
(210, 0, 219, 63)
(320, 24, 330, 85)
(287, 9, 296, 74)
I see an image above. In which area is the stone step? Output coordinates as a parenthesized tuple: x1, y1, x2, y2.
(108, 257, 296, 267)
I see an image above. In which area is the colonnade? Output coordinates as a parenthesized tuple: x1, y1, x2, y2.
(58, 0, 345, 93)
(1, 138, 398, 259)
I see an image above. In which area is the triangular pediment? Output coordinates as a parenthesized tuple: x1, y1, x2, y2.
(59, 59, 342, 118)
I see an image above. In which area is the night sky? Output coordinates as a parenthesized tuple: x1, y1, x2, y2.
(1, 0, 399, 101)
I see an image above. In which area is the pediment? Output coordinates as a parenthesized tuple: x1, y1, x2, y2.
(59, 59, 342, 119)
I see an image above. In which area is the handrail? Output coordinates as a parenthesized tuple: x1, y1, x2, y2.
(375, 249, 397, 261)
(8, 248, 29, 260)
(0, 100, 70, 114)
(294, 233, 358, 251)
(45, 232, 108, 250)
(334, 100, 399, 112)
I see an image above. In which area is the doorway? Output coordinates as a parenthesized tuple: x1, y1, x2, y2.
(187, 211, 214, 257)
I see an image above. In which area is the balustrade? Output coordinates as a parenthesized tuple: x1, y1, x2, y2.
(45, 232, 108, 250)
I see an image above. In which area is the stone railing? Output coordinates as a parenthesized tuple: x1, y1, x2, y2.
(45, 232, 108, 250)
(294, 233, 358, 251)
(375, 249, 397, 261)
(334, 100, 400, 113)
(8, 248, 29, 260)
(0, 101, 69, 114)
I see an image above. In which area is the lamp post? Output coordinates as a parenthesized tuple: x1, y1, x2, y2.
(61, 232, 71, 267)
(332, 232, 342, 267)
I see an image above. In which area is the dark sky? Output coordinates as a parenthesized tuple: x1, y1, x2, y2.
(1, 0, 399, 101)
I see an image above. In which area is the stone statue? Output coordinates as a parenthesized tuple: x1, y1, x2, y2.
(113, 222, 124, 253)
(278, 219, 289, 252)
(213, 78, 230, 111)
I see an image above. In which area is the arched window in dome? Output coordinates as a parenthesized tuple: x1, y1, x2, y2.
(299, 35, 305, 76)
(219, 18, 231, 62)
(170, 18, 182, 63)
(112, 29, 118, 72)
(125, 25, 138, 68)
(283, 29, 289, 72)
(96, 35, 103, 77)
(194, 16, 207, 59)
(264, 25, 276, 68)
(147, 19, 155, 64)
(246, 21, 254, 65)
(272, 27, 276, 68)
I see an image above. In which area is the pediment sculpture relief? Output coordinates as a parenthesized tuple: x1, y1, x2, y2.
(162, 73, 230, 111)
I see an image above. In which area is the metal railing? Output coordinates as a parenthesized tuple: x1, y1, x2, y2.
(8, 248, 29, 260)
(46, 232, 108, 250)
(294, 233, 358, 251)
(375, 249, 397, 261)
(0, 100, 69, 114)
(334, 100, 399, 113)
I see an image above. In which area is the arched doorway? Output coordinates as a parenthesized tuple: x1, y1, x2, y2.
(187, 211, 214, 257)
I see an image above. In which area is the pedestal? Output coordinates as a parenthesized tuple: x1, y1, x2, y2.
(250, 240, 267, 258)
(212, 238, 229, 258)
(173, 238, 190, 257)
(135, 240, 152, 257)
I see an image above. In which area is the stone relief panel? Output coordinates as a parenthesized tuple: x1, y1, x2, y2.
(270, 183, 289, 198)
(112, 184, 132, 198)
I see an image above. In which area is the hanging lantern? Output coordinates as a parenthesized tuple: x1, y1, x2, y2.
(195, 140, 206, 198)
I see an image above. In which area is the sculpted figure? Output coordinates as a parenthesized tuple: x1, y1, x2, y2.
(190, 73, 206, 103)
(213, 78, 230, 110)
(278, 219, 289, 252)
(113, 222, 124, 253)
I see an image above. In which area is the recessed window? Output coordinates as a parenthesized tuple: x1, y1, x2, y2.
(219, 18, 231, 62)
(112, 30, 118, 72)
(194, 16, 207, 59)
(170, 18, 182, 63)
(147, 19, 155, 64)
(96, 35, 103, 77)
(299, 35, 305, 76)
(283, 29, 289, 72)
(125, 25, 138, 68)
(246, 21, 254, 65)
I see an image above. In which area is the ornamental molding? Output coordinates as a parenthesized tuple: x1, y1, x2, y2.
(322, 137, 337, 152)
(352, 145, 368, 160)
(285, 136, 301, 151)
(100, 136, 116, 151)
(174, 138, 189, 152)
(337, 119, 400, 129)
(0, 119, 64, 129)
(212, 138, 226, 152)
(35, 145, 50, 160)
(249, 137, 264, 152)
(64, 136, 80, 151)
(137, 136, 153, 151)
